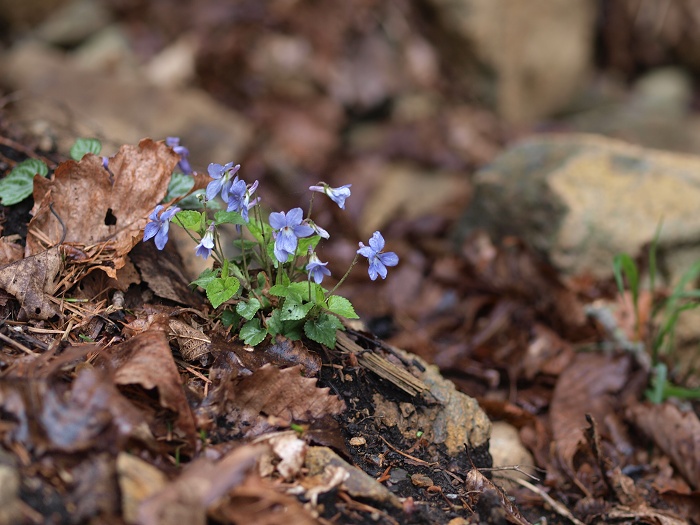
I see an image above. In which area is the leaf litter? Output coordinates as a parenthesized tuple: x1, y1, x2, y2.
(1, 4, 700, 521)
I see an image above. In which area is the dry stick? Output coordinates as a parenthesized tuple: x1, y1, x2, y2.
(0, 331, 36, 355)
(378, 435, 438, 467)
(511, 477, 585, 525)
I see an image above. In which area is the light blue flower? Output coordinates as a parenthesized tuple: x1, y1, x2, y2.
(357, 231, 399, 280)
(306, 252, 331, 284)
(143, 205, 181, 250)
(206, 162, 240, 201)
(269, 207, 314, 263)
(166, 137, 192, 174)
(195, 224, 215, 259)
(309, 182, 352, 209)
(305, 219, 330, 239)
(226, 179, 259, 222)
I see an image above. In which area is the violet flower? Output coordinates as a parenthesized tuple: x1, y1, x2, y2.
(226, 179, 259, 222)
(195, 224, 215, 259)
(206, 162, 240, 202)
(357, 231, 399, 280)
(306, 252, 331, 284)
(269, 207, 314, 263)
(166, 137, 192, 174)
(143, 205, 181, 250)
(309, 182, 352, 209)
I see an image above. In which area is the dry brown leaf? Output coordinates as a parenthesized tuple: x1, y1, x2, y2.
(27, 138, 179, 278)
(222, 364, 345, 438)
(169, 318, 210, 362)
(0, 366, 155, 453)
(138, 444, 266, 525)
(0, 237, 23, 266)
(0, 246, 61, 319)
(116, 452, 168, 524)
(99, 316, 197, 449)
(628, 402, 700, 490)
(550, 353, 631, 476)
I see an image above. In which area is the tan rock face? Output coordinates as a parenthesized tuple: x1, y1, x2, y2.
(425, 0, 596, 124)
(457, 134, 700, 280)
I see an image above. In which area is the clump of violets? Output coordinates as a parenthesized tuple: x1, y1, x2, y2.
(143, 142, 398, 348)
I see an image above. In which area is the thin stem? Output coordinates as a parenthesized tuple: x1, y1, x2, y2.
(254, 204, 273, 280)
(326, 254, 359, 299)
(307, 192, 316, 222)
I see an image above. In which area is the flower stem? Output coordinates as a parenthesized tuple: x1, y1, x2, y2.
(326, 254, 358, 299)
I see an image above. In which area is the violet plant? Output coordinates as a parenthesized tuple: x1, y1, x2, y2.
(144, 139, 399, 348)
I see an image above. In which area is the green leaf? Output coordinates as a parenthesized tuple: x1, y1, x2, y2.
(304, 313, 344, 347)
(268, 284, 292, 298)
(297, 235, 321, 256)
(174, 210, 203, 231)
(165, 172, 195, 201)
(236, 298, 261, 320)
(279, 296, 314, 321)
(191, 268, 219, 289)
(220, 309, 240, 328)
(247, 217, 273, 243)
(0, 159, 49, 205)
(205, 276, 240, 309)
(215, 210, 246, 226)
(70, 138, 102, 160)
(266, 309, 284, 336)
(232, 239, 259, 251)
(612, 253, 638, 299)
(19, 158, 48, 177)
(325, 296, 359, 319)
(240, 318, 267, 346)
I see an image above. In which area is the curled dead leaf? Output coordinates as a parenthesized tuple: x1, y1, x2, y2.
(0, 246, 61, 320)
(169, 318, 210, 362)
(27, 138, 179, 278)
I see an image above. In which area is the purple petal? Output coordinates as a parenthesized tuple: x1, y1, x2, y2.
(208, 163, 225, 179)
(277, 228, 298, 254)
(269, 211, 287, 230)
(160, 207, 181, 221)
(378, 251, 399, 267)
(154, 223, 170, 250)
(357, 244, 375, 259)
(368, 231, 385, 252)
(149, 205, 164, 221)
(206, 179, 223, 201)
(286, 207, 304, 227)
(143, 221, 160, 242)
(292, 224, 314, 238)
(274, 244, 291, 263)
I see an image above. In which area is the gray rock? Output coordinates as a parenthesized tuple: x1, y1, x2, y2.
(456, 133, 700, 280)
(33, 0, 112, 47)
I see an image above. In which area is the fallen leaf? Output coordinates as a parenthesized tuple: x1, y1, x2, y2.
(628, 402, 700, 490)
(138, 444, 266, 525)
(27, 138, 179, 278)
(99, 315, 197, 450)
(550, 353, 631, 476)
(169, 318, 210, 362)
(0, 237, 23, 266)
(117, 452, 168, 524)
(0, 246, 61, 319)
(215, 364, 346, 438)
(41, 367, 156, 453)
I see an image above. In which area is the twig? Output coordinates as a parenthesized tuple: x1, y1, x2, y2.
(511, 477, 585, 525)
(0, 331, 37, 355)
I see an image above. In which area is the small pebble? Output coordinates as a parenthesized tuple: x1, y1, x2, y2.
(349, 436, 366, 446)
(410, 473, 433, 487)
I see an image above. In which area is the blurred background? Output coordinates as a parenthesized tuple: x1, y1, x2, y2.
(2, 0, 700, 368)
